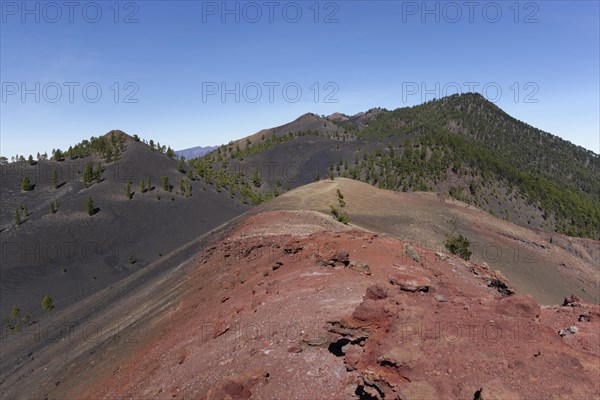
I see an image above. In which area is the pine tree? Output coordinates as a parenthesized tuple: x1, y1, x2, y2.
(124, 182, 132, 199)
(10, 305, 20, 320)
(86, 196, 94, 215)
(20, 204, 29, 216)
(252, 171, 262, 188)
(13, 208, 20, 226)
(57, 149, 64, 160)
(105, 147, 113, 163)
(41, 294, 54, 312)
(185, 178, 192, 197)
(336, 189, 346, 208)
(28, 155, 34, 165)
(21, 175, 32, 191)
(147, 176, 151, 191)
(51, 169, 58, 189)
(49, 201, 57, 214)
(162, 176, 170, 191)
(330, 205, 350, 224)
(83, 162, 93, 187)
(177, 158, 185, 173)
(140, 178, 146, 193)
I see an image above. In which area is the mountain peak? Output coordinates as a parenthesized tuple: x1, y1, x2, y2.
(101, 129, 132, 140)
(327, 112, 349, 121)
(295, 112, 322, 122)
(435, 92, 502, 110)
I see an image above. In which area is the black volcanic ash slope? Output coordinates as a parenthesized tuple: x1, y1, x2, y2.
(0, 132, 248, 322)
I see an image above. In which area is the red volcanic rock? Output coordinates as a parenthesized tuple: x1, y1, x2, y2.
(388, 272, 431, 292)
(332, 250, 350, 266)
(564, 294, 583, 307)
(287, 345, 303, 353)
(486, 269, 516, 296)
(212, 318, 231, 338)
(206, 368, 269, 400)
(494, 294, 540, 319)
(72, 211, 600, 400)
(364, 285, 388, 301)
(329, 281, 600, 399)
(349, 260, 371, 275)
(351, 299, 393, 327)
(271, 261, 283, 271)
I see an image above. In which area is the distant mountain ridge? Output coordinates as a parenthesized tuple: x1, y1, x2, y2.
(195, 93, 600, 238)
(175, 145, 217, 160)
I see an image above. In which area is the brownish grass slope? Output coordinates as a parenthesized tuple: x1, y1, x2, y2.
(257, 178, 599, 305)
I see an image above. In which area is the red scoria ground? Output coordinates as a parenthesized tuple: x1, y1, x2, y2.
(75, 210, 600, 400)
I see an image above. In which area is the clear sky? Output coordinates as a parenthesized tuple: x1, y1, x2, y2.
(1, 0, 599, 158)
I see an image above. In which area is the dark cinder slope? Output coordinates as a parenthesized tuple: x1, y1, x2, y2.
(0, 134, 248, 322)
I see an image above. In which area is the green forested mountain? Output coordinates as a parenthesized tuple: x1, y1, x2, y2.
(349, 94, 600, 237)
(190, 93, 600, 238)
(357, 93, 599, 197)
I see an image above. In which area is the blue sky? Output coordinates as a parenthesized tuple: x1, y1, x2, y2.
(1, 0, 599, 158)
